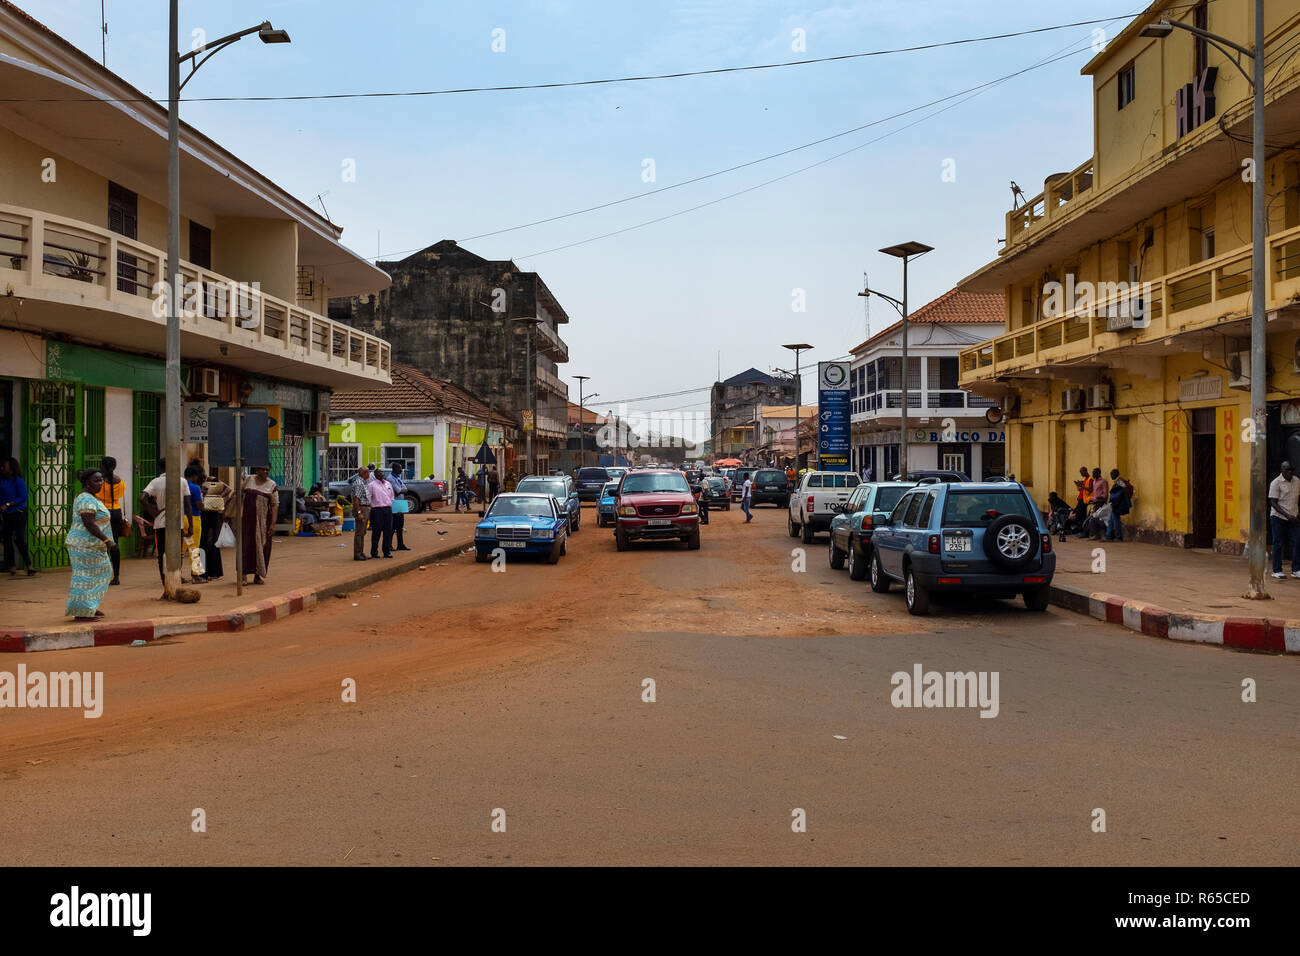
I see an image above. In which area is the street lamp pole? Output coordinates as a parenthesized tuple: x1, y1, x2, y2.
(1141, 5, 1267, 597)
(165, 6, 288, 598)
(574, 375, 590, 469)
(783, 344, 812, 470)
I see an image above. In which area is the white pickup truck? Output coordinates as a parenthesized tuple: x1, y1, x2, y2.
(788, 470, 861, 543)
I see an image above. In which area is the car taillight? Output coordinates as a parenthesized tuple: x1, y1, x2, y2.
(1023, 576, 1046, 583)
(862, 515, 873, 528)
(807, 497, 814, 513)
(928, 534, 940, 554)
(1041, 533, 1051, 554)
(938, 577, 962, 584)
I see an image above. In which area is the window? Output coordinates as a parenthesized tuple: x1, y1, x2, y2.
(1201, 228, 1215, 261)
(383, 445, 419, 479)
(890, 492, 916, 525)
(189, 221, 211, 270)
(806, 474, 824, 488)
(108, 182, 139, 295)
(902, 493, 925, 527)
(327, 444, 360, 482)
(1193, 2, 1208, 77)
(918, 491, 937, 526)
(1117, 63, 1135, 110)
(941, 491, 1034, 527)
(873, 485, 909, 514)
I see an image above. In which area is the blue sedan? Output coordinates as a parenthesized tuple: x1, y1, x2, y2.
(475, 493, 569, 564)
(596, 481, 619, 527)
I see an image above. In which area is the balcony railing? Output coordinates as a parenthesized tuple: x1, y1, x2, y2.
(536, 365, 569, 398)
(0, 203, 390, 383)
(533, 319, 569, 362)
(851, 390, 998, 414)
(1005, 158, 1095, 248)
(960, 224, 1300, 382)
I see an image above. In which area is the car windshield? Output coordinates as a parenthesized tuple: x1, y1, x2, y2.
(600, 482, 618, 496)
(621, 473, 691, 494)
(517, 478, 566, 498)
(578, 468, 609, 481)
(755, 471, 784, 482)
(705, 477, 726, 490)
(487, 496, 553, 518)
(941, 491, 1035, 528)
(876, 486, 909, 512)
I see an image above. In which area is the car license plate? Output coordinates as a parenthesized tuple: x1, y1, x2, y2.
(501, 541, 526, 549)
(944, 535, 970, 552)
(765, 485, 779, 491)
(648, 518, 672, 526)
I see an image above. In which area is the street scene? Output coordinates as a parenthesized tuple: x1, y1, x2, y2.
(0, 0, 1296, 926)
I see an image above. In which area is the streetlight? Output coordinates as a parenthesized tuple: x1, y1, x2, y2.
(164, 6, 289, 598)
(782, 344, 812, 470)
(859, 241, 932, 480)
(573, 375, 590, 469)
(1141, 6, 1268, 599)
(512, 316, 541, 475)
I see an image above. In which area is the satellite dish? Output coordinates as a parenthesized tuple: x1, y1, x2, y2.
(986, 406, 1005, 425)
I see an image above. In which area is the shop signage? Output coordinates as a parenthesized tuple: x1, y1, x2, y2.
(1176, 66, 1217, 138)
(1178, 375, 1222, 402)
(910, 429, 1005, 443)
(182, 401, 215, 442)
(449, 422, 462, 443)
(817, 361, 851, 470)
(247, 379, 313, 410)
(522, 410, 534, 432)
(45, 341, 166, 391)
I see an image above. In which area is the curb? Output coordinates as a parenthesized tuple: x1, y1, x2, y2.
(1049, 581, 1300, 655)
(0, 537, 474, 654)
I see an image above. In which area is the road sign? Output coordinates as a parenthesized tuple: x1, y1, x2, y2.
(817, 361, 850, 470)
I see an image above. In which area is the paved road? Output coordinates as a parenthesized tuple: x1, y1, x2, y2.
(1, 502, 1296, 865)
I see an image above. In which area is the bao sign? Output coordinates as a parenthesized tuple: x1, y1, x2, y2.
(817, 361, 850, 471)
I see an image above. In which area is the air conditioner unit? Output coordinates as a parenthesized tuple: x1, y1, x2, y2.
(195, 367, 220, 397)
(308, 410, 330, 436)
(1228, 350, 1251, 390)
(1088, 384, 1113, 409)
(1003, 394, 1021, 420)
(1061, 388, 1087, 412)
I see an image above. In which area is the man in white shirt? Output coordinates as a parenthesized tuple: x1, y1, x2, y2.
(141, 462, 193, 587)
(741, 475, 753, 523)
(1268, 461, 1300, 579)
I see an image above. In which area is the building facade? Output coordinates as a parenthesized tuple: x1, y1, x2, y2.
(958, 0, 1300, 551)
(710, 368, 799, 458)
(329, 240, 570, 474)
(851, 289, 1005, 480)
(0, 1, 391, 566)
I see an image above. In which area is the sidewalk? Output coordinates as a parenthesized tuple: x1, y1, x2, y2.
(1050, 536, 1300, 655)
(0, 511, 480, 653)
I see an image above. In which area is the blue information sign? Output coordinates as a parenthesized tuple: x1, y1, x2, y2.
(817, 361, 850, 471)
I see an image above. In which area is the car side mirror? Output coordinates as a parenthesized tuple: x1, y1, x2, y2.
(872, 511, 891, 526)
(477, 509, 486, 517)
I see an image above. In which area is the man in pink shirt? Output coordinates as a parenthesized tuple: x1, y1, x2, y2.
(366, 465, 395, 558)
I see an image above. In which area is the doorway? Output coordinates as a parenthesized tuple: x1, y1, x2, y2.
(1190, 408, 1216, 549)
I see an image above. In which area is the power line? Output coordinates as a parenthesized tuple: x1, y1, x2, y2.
(0, 14, 1146, 106)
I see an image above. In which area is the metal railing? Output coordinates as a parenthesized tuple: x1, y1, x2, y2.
(0, 203, 391, 382)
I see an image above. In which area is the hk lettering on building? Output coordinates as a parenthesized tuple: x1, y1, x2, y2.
(1176, 67, 1217, 139)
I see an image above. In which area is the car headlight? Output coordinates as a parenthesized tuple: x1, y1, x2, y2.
(618, 505, 636, 516)
(681, 503, 697, 514)
(477, 527, 496, 538)
(534, 528, 555, 540)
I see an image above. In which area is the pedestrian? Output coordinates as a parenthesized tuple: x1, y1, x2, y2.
(741, 473, 753, 522)
(454, 468, 470, 512)
(476, 463, 488, 504)
(1105, 468, 1130, 542)
(1087, 500, 1112, 541)
(1090, 467, 1109, 513)
(241, 466, 277, 586)
(367, 465, 395, 559)
(488, 465, 500, 502)
(386, 461, 411, 551)
(142, 459, 195, 592)
(696, 480, 710, 525)
(183, 464, 210, 581)
(65, 468, 115, 621)
(91, 456, 129, 585)
(504, 469, 518, 493)
(349, 464, 372, 560)
(199, 469, 233, 581)
(1268, 460, 1300, 579)
(0, 456, 35, 576)
(1073, 466, 1092, 535)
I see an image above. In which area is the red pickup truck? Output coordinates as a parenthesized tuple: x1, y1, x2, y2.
(614, 469, 701, 551)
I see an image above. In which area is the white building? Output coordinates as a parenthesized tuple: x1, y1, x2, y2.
(850, 289, 1006, 480)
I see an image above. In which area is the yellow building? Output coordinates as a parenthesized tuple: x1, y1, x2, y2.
(0, 1, 391, 565)
(959, 0, 1300, 552)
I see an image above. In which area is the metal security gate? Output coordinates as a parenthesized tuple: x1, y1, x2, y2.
(131, 392, 161, 558)
(22, 381, 76, 568)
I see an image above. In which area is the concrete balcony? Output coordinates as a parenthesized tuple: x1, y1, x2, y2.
(532, 319, 569, 363)
(852, 390, 998, 418)
(0, 204, 391, 390)
(961, 224, 1300, 386)
(535, 414, 567, 439)
(1004, 158, 1095, 251)
(536, 365, 569, 399)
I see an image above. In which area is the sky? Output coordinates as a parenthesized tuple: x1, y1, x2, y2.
(17, 0, 1113, 426)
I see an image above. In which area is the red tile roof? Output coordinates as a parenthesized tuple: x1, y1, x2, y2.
(332, 364, 516, 429)
(849, 288, 1005, 354)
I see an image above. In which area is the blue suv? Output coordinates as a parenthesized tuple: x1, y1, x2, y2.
(868, 482, 1055, 615)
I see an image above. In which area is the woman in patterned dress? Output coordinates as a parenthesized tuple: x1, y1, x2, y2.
(65, 469, 116, 621)
(241, 466, 277, 586)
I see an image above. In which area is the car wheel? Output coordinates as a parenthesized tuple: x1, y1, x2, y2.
(904, 566, 930, 615)
(788, 514, 799, 538)
(475, 549, 489, 564)
(829, 538, 845, 570)
(687, 528, 701, 550)
(1023, 585, 1050, 611)
(547, 540, 562, 564)
(870, 551, 890, 593)
(982, 514, 1039, 571)
(801, 521, 814, 544)
(848, 539, 868, 581)
(615, 526, 628, 552)
(402, 492, 422, 514)
(560, 537, 567, 556)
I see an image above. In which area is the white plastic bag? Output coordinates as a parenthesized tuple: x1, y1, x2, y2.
(216, 523, 236, 549)
(189, 546, 206, 577)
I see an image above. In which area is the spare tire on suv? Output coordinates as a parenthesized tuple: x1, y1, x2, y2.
(981, 513, 1039, 571)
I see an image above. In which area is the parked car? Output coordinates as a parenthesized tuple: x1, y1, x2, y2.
(788, 470, 861, 543)
(889, 470, 970, 483)
(828, 481, 914, 580)
(596, 481, 619, 527)
(473, 493, 568, 564)
(730, 467, 759, 500)
(614, 469, 701, 551)
(605, 466, 628, 483)
(327, 476, 446, 513)
(515, 474, 581, 533)
(697, 475, 730, 511)
(575, 466, 611, 502)
(750, 468, 792, 508)
(869, 482, 1055, 615)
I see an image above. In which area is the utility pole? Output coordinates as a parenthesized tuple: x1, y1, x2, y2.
(574, 375, 590, 469)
